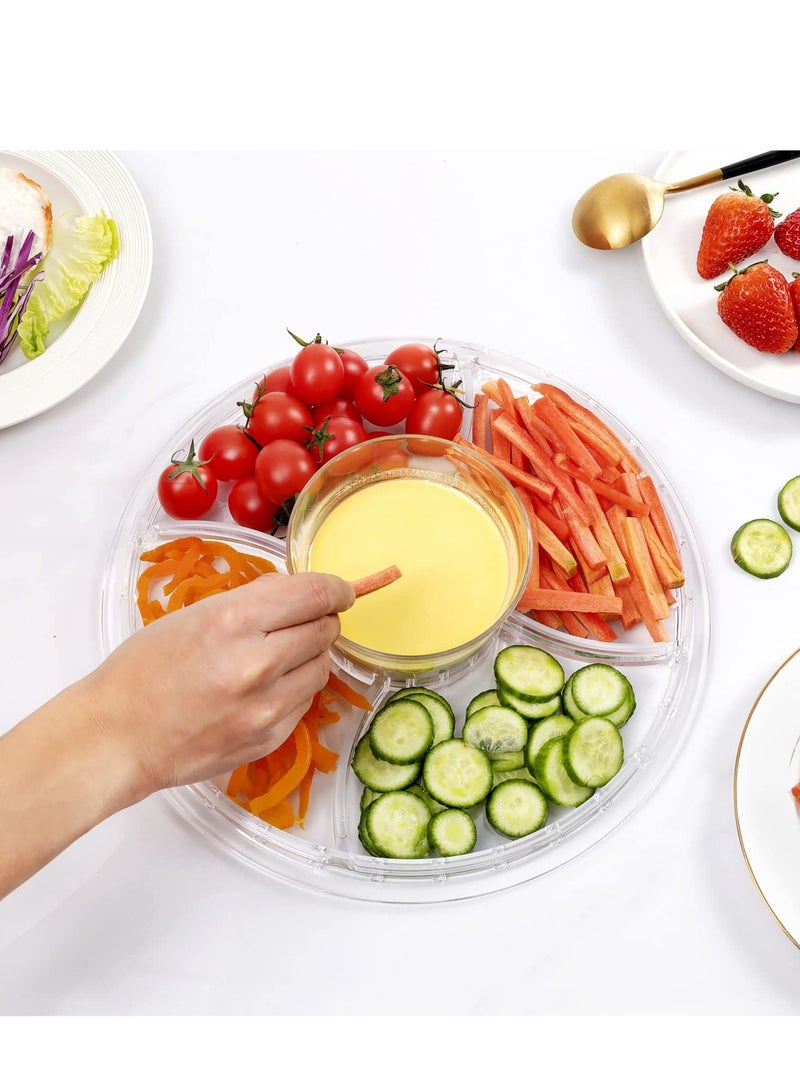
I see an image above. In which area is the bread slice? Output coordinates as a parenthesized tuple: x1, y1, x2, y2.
(0, 167, 53, 266)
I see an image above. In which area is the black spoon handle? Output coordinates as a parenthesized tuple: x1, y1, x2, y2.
(720, 150, 800, 180)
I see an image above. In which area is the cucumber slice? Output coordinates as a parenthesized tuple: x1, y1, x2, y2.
(396, 692, 455, 746)
(494, 645, 564, 701)
(731, 518, 792, 579)
(369, 699, 434, 764)
(778, 476, 800, 531)
(388, 686, 454, 718)
(489, 749, 525, 772)
(365, 791, 430, 859)
(358, 805, 383, 856)
(562, 676, 581, 722)
(486, 779, 549, 838)
(423, 739, 493, 808)
(462, 705, 528, 754)
(499, 686, 561, 721)
(360, 786, 382, 811)
(533, 736, 594, 807)
(562, 717, 624, 788)
(607, 685, 636, 728)
(525, 713, 573, 773)
(465, 688, 502, 719)
(406, 782, 445, 814)
(428, 809, 477, 856)
(493, 766, 536, 787)
(351, 734, 421, 792)
(570, 664, 630, 718)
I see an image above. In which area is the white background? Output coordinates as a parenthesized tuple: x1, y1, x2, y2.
(1, 148, 800, 1017)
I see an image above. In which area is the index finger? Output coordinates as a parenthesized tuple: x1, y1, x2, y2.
(243, 570, 355, 632)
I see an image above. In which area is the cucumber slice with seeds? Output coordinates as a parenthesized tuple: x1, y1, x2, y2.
(351, 734, 420, 792)
(570, 664, 629, 718)
(394, 691, 455, 746)
(423, 739, 493, 808)
(563, 717, 624, 788)
(534, 736, 594, 807)
(465, 689, 502, 719)
(369, 698, 434, 764)
(778, 476, 800, 531)
(428, 809, 477, 856)
(486, 779, 549, 838)
(499, 686, 561, 720)
(365, 791, 430, 858)
(462, 705, 528, 754)
(494, 645, 564, 702)
(731, 518, 792, 579)
(525, 713, 573, 773)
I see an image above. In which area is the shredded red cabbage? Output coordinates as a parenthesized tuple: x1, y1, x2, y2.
(0, 230, 44, 366)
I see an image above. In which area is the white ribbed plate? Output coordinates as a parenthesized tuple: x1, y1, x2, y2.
(0, 150, 152, 428)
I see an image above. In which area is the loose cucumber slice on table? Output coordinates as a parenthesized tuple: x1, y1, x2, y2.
(486, 779, 549, 838)
(494, 645, 564, 702)
(423, 739, 493, 808)
(778, 476, 800, 531)
(369, 699, 434, 764)
(534, 737, 594, 807)
(731, 518, 792, 579)
(462, 705, 528, 754)
(428, 808, 477, 856)
(562, 717, 624, 788)
(365, 791, 431, 859)
(352, 734, 421, 792)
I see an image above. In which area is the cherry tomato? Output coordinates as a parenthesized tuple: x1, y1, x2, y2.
(157, 440, 218, 519)
(338, 348, 369, 399)
(311, 398, 362, 426)
(383, 342, 441, 396)
(290, 342, 344, 404)
(354, 364, 415, 427)
(259, 365, 299, 398)
(248, 391, 313, 447)
(312, 415, 369, 464)
(255, 439, 318, 504)
(405, 388, 464, 440)
(228, 477, 281, 532)
(198, 425, 259, 482)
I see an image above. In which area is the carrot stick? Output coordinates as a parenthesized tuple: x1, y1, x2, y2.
(641, 517, 685, 590)
(553, 455, 649, 515)
(638, 476, 682, 569)
(490, 409, 512, 461)
(532, 396, 603, 479)
(515, 489, 540, 592)
(530, 495, 569, 541)
(471, 393, 489, 449)
(454, 436, 555, 501)
(531, 383, 642, 473)
(491, 413, 592, 525)
(516, 397, 556, 457)
(351, 566, 402, 598)
(533, 514, 578, 577)
(575, 480, 630, 584)
(530, 609, 565, 630)
(517, 587, 623, 615)
(482, 377, 520, 421)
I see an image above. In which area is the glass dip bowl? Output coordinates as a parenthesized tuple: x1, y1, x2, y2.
(286, 434, 531, 678)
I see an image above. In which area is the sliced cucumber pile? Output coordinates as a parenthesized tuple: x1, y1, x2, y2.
(352, 655, 635, 860)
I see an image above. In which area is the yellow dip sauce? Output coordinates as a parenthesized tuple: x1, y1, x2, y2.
(309, 477, 511, 656)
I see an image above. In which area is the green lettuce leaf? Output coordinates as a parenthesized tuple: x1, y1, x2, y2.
(18, 210, 119, 359)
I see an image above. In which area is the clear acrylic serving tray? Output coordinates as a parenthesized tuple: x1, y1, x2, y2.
(101, 337, 710, 903)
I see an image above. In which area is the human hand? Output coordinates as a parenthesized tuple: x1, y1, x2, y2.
(86, 571, 355, 802)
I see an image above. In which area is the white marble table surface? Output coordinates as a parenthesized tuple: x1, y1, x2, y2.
(1, 150, 798, 1016)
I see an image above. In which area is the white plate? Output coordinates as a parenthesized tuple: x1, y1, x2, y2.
(0, 150, 152, 428)
(642, 150, 800, 403)
(735, 647, 800, 947)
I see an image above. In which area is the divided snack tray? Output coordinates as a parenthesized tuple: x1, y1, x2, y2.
(101, 337, 710, 903)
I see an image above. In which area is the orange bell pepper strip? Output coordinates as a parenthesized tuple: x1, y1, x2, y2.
(249, 721, 313, 814)
(324, 674, 373, 711)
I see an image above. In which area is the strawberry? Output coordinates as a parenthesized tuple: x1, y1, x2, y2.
(716, 262, 798, 353)
(775, 208, 800, 261)
(789, 273, 800, 351)
(697, 179, 779, 280)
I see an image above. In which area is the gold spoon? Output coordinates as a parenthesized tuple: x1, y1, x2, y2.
(572, 150, 800, 250)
